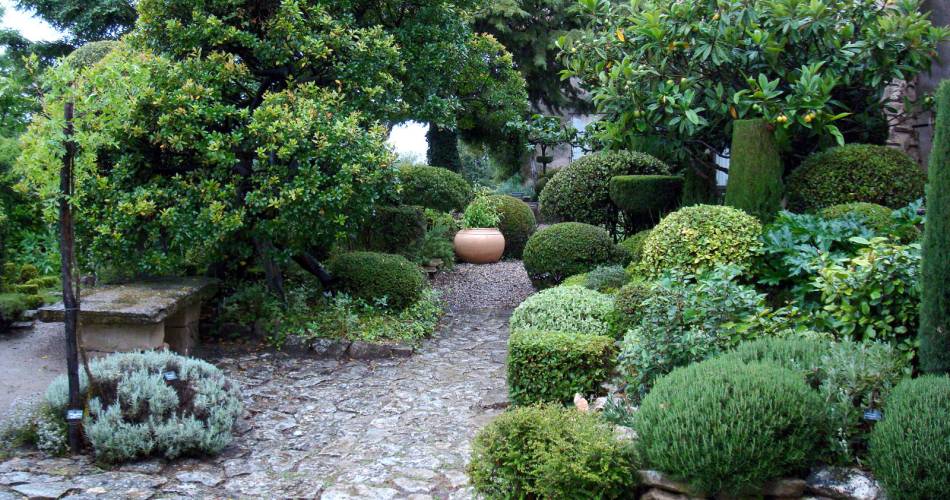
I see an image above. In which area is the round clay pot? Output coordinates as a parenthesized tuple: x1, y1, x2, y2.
(454, 228, 505, 264)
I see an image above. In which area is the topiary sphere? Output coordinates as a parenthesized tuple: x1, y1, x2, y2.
(611, 279, 652, 336)
(523, 222, 628, 289)
(869, 376, 950, 499)
(328, 251, 426, 309)
(44, 351, 242, 463)
(640, 205, 761, 277)
(787, 144, 926, 212)
(619, 229, 652, 265)
(819, 202, 918, 241)
(490, 195, 537, 258)
(66, 40, 120, 70)
(539, 151, 671, 228)
(398, 165, 474, 212)
(635, 357, 825, 495)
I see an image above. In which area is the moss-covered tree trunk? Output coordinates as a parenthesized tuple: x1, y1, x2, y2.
(725, 119, 784, 221)
(426, 123, 462, 172)
(920, 80, 950, 375)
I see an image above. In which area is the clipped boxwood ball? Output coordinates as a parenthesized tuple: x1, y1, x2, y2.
(540, 151, 671, 228)
(398, 165, 474, 212)
(869, 376, 950, 499)
(635, 357, 825, 495)
(490, 195, 537, 258)
(328, 251, 425, 309)
(44, 351, 242, 463)
(609, 175, 683, 231)
(640, 205, 761, 277)
(523, 222, 628, 288)
(469, 404, 637, 498)
(787, 144, 925, 212)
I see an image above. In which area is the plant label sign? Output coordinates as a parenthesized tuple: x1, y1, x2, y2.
(863, 409, 883, 422)
(163, 371, 179, 381)
(66, 409, 83, 421)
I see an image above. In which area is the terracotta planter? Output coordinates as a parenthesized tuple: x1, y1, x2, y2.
(454, 228, 505, 264)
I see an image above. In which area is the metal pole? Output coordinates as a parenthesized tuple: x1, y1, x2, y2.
(60, 101, 82, 454)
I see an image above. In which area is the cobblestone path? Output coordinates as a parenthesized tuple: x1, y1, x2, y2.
(0, 262, 534, 499)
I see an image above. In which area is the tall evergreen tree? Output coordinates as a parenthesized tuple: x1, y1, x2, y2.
(920, 80, 950, 374)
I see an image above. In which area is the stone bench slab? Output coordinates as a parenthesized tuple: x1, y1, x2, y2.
(38, 277, 218, 325)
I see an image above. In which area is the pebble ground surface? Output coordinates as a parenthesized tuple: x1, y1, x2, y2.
(0, 260, 535, 499)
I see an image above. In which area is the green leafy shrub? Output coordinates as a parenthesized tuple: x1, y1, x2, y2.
(724, 119, 784, 222)
(509, 286, 615, 338)
(0, 293, 29, 330)
(560, 273, 587, 287)
(584, 265, 628, 293)
(523, 222, 627, 288)
(619, 267, 766, 394)
(14, 284, 38, 295)
(328, 252, 426, 310)
(489, 195, 536, 258)
(44, 351, 242, 463)
(920, 80, 950, 375)
(611, 280, 651, 337)
(639, 205, 761, 278)
(819, 202, 892, 232)
(619, 229, 651, 266)
(65, 40, 120, 70)
(609, 175, 683, 232)
(18, 264, 38, 283)
(722, 337, 908, 461)
(307, 289, 443, 344)
(787, 145, 926, 212)
(814, 238, 920, 359)
(462, 193, 501, 229)
(539, 151, 671, 231)
(356, 205, 427, 260)
(508, 330, 617, 405)
(26, 276, 58, 289)
(417, 209, 458, 270)
(398, 165, 474, 212)
(869, 376, 950, 499)
(469, 404, 637, 498)
(635, 357, 825, 495)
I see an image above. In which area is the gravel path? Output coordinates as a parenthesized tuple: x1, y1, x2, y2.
(432, 261, 535, 312)
(0, 262, 535, 499)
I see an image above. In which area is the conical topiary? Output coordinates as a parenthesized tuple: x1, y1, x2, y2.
(920, 80, 950, 375)
(725, 119, 784, 221)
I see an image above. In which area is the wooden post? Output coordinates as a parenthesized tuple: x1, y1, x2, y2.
(60, 101, 82, 453)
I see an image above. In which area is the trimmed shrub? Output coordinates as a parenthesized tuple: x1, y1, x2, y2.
(469, 404, 637, 498)
(787, 144, 926, 212)
(18, 264, 38, 283)
(635, 357, 825, 495)
(356, 205, 427, 259)
(609, 175, 683, 232)
(65, 41, 120, 70)
(584, 265, 628, 292)
(869, 376, 950, 499)
(611, 279, 651, 337)
(819, 202, 918, 242)
(540, 151, 671, 230)
(14, 284, 38, 295)
(523, 222, 627, 288)
(510, 286, 615, 337)
(44, 351, 242, 463)
(722, 337, 832, 386)
(724, 119, 784, 221)
(397, 165, 474, 212)
(619, 229, 651, 266)
(920, 80, 950, 375)
(490, 195, 536, 258)
(26, 276, 58, 289)
(417, 209, 458, 270)
(508, 330, 617, 405)
(560, 273, 587, 287)
(328, 251, 426, 310)
(639, 205, 762, 278)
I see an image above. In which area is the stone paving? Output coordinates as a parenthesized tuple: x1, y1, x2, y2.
(0, 264, 531, 499)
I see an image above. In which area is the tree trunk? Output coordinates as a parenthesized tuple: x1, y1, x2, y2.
(426, 123, 462, 171)
(724, 119, 784, 221)
(293, 252, 335, 291)
(254, 238, 285, 301)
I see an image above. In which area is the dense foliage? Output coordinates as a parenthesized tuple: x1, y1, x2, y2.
(522, 222, 627, 288)
(508, 330, 616, 405)
(327, 252, 426, 311)
(635, 358, 825, 495)
(469, 405, 636, 498)
(489, 195, 536, 258)
(639, 205, 761, 278)
(920, 81, 950, 375)
(869, 376, 950, 499)
(356, 206, 427, 260)
(787, 145, 926, 212)
(509, 286, 615, 338)
(619, 267, 767, 394)
(539, 150, 670, 232)
(819, 203, 913, 241)
(583, 265, 628, 293)
(44, 351, 242, 463)
(608, 175, 683, 233)
(619, 229, 651, 266)
(724, 119, 783, 221)
(558, 0, 948, 171)
(398, 165, 474, 213)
